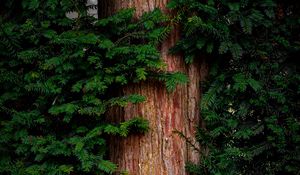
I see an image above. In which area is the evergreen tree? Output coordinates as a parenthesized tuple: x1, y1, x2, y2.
(0, 0, 184, 174)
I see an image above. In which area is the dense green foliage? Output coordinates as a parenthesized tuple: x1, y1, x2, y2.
(1, 0, 300, 174)
(0, 1, 188, 174)
(169, 0, 300, 174)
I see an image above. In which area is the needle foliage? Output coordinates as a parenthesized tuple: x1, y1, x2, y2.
(169, 0, 300, 174)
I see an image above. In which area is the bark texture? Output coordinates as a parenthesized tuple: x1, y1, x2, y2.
(100, 1, 208, 174)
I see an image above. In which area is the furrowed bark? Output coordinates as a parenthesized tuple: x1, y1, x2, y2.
(99, 1, 208, 174)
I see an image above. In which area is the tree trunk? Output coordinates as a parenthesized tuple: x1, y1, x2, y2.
(99, 1, 208, 174)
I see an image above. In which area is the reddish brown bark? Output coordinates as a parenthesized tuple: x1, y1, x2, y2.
(100, 1, 208, 174)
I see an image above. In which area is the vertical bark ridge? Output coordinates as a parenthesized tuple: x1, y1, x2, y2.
(100, 1, 208, 174)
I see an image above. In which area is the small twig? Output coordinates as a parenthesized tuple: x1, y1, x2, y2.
(173, 129, 201, 152)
